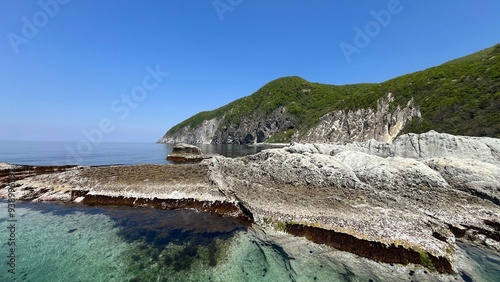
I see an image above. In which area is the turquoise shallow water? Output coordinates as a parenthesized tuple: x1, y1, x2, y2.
(458, 242, 500, 281)
(0, 201, 303, 282)
(1, 201, 500, 282)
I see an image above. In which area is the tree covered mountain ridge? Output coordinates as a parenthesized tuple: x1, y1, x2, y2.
(160, 44, 500, 144)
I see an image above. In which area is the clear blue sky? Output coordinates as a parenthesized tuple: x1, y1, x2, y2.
(1, 0, 499, 142)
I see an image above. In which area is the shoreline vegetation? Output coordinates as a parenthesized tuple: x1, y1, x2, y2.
(2, 131, 500, 280)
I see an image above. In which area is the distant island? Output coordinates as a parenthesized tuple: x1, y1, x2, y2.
(158, 44, 500, 144)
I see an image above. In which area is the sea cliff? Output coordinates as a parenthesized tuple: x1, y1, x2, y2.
(158, 45, 500, 145)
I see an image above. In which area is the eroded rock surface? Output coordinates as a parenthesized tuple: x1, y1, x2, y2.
(159, 118, 223, 144)
(299, 93, 421, 143)
(158, 106, 297, 145)
(205, 131, 500, 273)
(158, 93, 422, 145)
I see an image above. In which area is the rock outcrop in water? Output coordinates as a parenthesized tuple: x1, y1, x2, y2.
(166, 143, 212, 163)
(2, 131, 500, 278)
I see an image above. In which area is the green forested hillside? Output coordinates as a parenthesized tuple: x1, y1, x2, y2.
(384, 44, 500, 136)
(166, 44, 500, 140)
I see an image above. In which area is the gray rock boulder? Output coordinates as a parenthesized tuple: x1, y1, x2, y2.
(313, 130, 500, 164)
(392, 131, 500, 163)
(207, 130, 500, 261)
(425, 157, 500, 205)
(167, 143, 211, 163)
(4, 130, 500, 275)
(171, 143, 202, 155)
(334, 151, 451, 192)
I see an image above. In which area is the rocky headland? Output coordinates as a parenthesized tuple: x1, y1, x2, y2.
(2, 131, 500, 280)
(157, 92, 421, 145)
(158, 45, 500, 145)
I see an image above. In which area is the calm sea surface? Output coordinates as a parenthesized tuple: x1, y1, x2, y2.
(0, 140, 278, 166)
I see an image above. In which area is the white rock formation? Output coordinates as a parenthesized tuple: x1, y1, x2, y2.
(158, 117, 223, 144)
(299, 93, 421, 143)
(158, 93, 422, 145)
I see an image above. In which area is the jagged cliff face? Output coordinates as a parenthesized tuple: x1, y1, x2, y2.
(298, 93, 421, 143)
(159, 106, 298, 144)
(158, 118, 223, 144)
(158, 93, 421, 145)
(159, 93, 421, 144)
(211, 106, 296, 144)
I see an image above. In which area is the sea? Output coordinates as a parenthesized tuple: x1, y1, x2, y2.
(1, 141, 499, 282)
(0, 140, 277, 166)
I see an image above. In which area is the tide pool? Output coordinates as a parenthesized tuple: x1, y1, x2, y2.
(0, 201, 297, 282)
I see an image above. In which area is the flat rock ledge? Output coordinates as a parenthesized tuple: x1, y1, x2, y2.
(1, 131, 500, 277)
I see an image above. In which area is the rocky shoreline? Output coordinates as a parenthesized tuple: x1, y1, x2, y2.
(1, 131, 500, 278)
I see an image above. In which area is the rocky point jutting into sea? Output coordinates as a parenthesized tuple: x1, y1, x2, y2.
(158, 45, 500, 146)
(1, 130, 500, 280)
